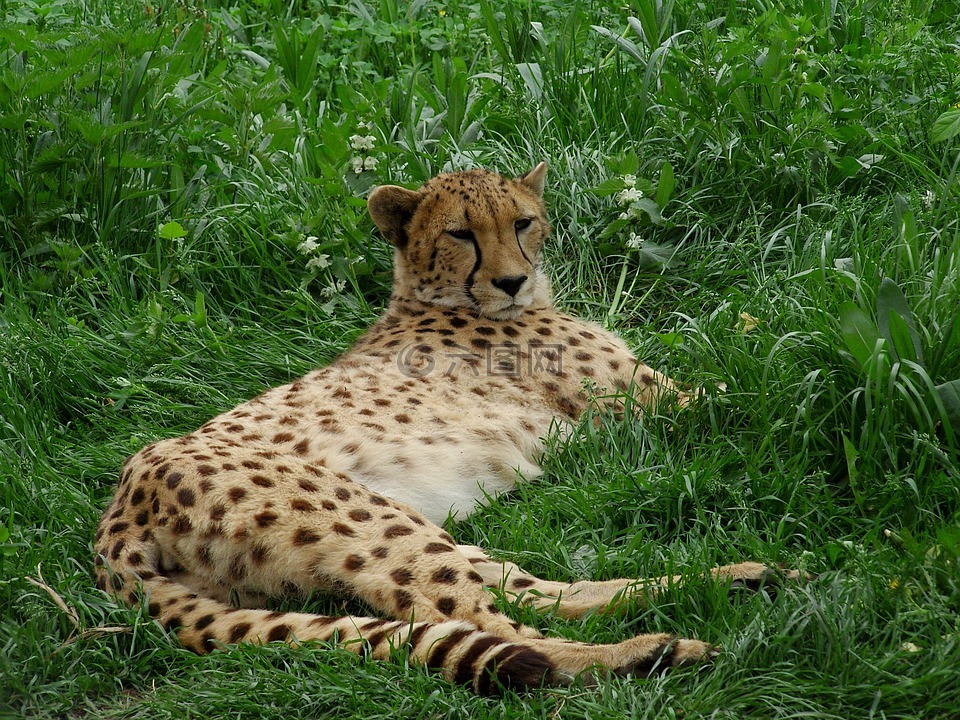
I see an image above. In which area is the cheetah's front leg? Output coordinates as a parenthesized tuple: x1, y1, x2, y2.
(618, 360, 708, 411)
(458, 545, 801, 619)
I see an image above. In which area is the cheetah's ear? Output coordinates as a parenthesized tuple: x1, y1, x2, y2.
(368, 185, 421, 247)
(516, 162, 548, 198)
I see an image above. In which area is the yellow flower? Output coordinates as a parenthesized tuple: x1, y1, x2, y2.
(737, 312, 761, 334)
(889, 578, 900, 590)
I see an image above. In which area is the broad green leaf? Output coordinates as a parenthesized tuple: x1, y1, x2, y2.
(240, 49, 270, 69)
(655, 161, 675, 207)
(26, 67, 75, 98)
(113, 152, 161, 169)
(760, 41, 786, 80)
(193, 292, 207, 328)
(931, 109, 960, 143)
(120, 51, 153, 122)
(590, 178, 624, 197)
(515, 63, 543, 100)
(656, 332, 683, 347)
(0, 110, 28, 131)
(832, 155, 862, 177)
(877, 278, 923, 365)
(479, 0, 512, 65)
(637, 240, 675, 267)
(857, 153, 884, 169)
(842, 434, 864, 511)
(935, 379, 960, 439)
(893, 193, 917, 244)
(842, 434, 859, 487)
(616, 152, 640, 176)
(32, 145, 76, 173)
(801, 81, 827, 101)
(930, 308, 960, 375)
(592, 24, 645, 62)
(839, 302, 882, 370)
(633, 197, 663, 224)
(598, 217, 630, 240)
(629, 9, 655, 48)
(886, 311, 919, 364)
(159, 221, 187, 240)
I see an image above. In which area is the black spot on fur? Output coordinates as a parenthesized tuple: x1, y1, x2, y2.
(479, 646, 553, 694)
(424, 542, 454, 554)
(267, 624, 290, 642)
(228, 622, 251, 643)
(195, 614, 215, 630)
(454, 635, 502, 686)
(627, 640, 676, 677)
(293, 528, 320, 545)
(384, 525, 413, 539)
(391, 568, 414, 585)
(436, 597, 457, 615)
(431, 567, 459, 584)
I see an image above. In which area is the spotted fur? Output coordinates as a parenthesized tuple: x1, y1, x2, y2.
(94, 163, 791, 693)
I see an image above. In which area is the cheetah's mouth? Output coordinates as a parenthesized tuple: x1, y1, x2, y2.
(479, 298, 530, 320)
(463, 284, 529, 320)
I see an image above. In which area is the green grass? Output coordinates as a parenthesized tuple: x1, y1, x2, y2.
(2, 0, 960, 717)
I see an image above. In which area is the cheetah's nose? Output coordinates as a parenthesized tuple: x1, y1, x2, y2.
(492, 275, 528, 297)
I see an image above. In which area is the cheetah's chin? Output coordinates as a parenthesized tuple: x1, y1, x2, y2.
(480, 302, 529, 321)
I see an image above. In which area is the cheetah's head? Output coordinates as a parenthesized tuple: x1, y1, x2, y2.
(368, 164, 552, 320)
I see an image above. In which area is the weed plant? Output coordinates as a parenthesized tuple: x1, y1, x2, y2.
(2, 0, 960, 717)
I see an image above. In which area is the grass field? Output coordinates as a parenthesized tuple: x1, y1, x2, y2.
(3, 0, 960, 717)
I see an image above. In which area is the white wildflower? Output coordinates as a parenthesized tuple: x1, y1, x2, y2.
(923, 190, 935, 209)
(618, 211, 632, 220)
(617, 187, 643, 205)
(626, 232, 643, 250)
(298, 236, 319, 254)
(900, 642, 921, 653)
(305, 254, 331, 271)
(349, 134, 377, 151)
(351, 156, 365, 174)
(363, 156, 379, 171)
(320, 279, 347, 298)
(621, 174, 637, 188)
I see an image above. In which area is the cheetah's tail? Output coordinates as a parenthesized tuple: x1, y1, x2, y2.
(94, 556, 553, 694)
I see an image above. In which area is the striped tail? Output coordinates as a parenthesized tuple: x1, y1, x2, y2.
(98, 566, 553, 694)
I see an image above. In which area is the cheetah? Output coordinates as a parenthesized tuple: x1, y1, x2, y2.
(95, 163, 791, 693)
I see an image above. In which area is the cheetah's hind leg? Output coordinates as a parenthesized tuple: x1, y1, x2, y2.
(259, 475, 719, 683)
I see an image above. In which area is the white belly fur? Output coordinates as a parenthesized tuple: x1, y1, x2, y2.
(321, 414, 553, 525)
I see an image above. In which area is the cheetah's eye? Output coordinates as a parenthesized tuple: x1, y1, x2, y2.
(447, 229, 475, 241)
(514, 218, 533, 232)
